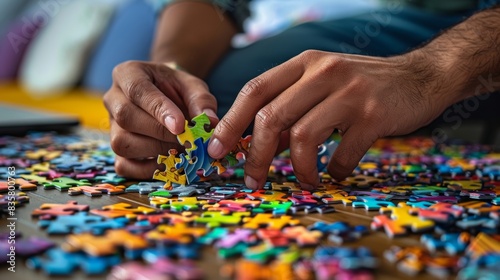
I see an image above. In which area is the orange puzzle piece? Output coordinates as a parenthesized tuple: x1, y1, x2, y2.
(90, 202, 157, 219)
(63, 229, 149, 256)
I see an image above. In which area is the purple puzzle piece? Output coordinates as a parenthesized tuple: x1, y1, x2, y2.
(109, 258, 204, 280)
(215, 229, 256, 248)
(0, 234, 54, 263)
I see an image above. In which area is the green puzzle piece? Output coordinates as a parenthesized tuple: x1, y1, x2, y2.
(176, 113, 213, 154)
(148, 190, 172, 198)
(197, 228, 229, 245)
(252, 201, 293, 215)
(243, 243, 288, 263)
(218, 242, 248, 259)
(43, 177, 91, 191)
(21, 174, 50, 184)
(195, 211, 251, 228)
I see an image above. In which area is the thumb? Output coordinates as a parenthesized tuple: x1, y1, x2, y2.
(328, 127, 377, 181)
(175, 71, 219, 125)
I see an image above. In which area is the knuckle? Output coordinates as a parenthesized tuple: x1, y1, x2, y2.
(316, 56, 347, 77)
(114, 158, 128, 176)
(126, 80, 147, 102)
(245, 155, 267, 171)
(113, 103, 131, 128)
(110, 131, 130, 156)
(255, 106, 283, 131)
(240, 77, 265, 98)
(149, 100, 166, 122)
(298, 49, 319, 60)
(215, 113, 239, 136)
(290, 124, 311, 144)
(112, 61, 136, 80)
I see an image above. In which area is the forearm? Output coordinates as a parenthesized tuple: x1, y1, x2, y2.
(151, 1, 238, 78)
(411, 6, 500, 107)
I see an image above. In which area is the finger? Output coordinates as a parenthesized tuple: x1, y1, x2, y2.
(114, 156, 160, 179)
(288, 96, 352, 189)
(276, 131, 291, 155)
(242, 77, 330, 189)
(104, 88, 178, 142)
(173, 71, 219, 125)
(110, 122, 182, 159)
(208, 58, 304, 159)
(328, 126, 378, 181)
(112, 61, 185, 134)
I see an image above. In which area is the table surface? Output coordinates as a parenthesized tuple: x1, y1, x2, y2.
(3, 182, 440, 280)
(1, 131, 497, 280)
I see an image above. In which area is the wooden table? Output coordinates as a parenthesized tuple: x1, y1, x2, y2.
(1, 182, 440, 280)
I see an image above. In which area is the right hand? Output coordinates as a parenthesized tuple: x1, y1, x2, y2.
(103, 61, 218, 179)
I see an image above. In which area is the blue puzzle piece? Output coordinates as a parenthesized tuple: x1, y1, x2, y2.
(407, 201, 435, 208)
(314, 246, 377, 270)
(197, 228, 229, 245)
(142, 242, 202, 261)
(352, 197, 395, 211)
(125, 182, 165, 194)
(175, 138, 216, 184)
(94, 173, 126, 185)
(127, 220, 156, 235)
(73, 161, 104, 173)
(26, 248, 121, 275)
(421, 233, 470, 255)
(49, 153, 79, 166)
(317, 140, 338, 172)
(38, 212, 128, 235)
(308, 221, 368, 244)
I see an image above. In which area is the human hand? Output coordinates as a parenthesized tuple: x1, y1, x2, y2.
(208, 50, 447, 189)
(103, 61, 218, 179)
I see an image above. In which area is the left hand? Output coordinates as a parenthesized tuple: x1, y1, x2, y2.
(207, 50, 447, 189)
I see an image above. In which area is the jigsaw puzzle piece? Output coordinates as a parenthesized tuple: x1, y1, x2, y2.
(43, 177, 91, 191)
(63, 229, 149, 259)
(38, 212, 129, 235)
(153, 150, 187, 188)
(125, 181, 165, 194)
(371, 202, 435, 238)
(247, 190, 289, 202)
(32, 201, 89, 219)
(94, 173, 126, 185)
(308, 221, 368, 244)
(252, 201, 293, 215)
(195, 211, 251, 228)
(136, 211, 198, 225)
(109, 258, 204, 280)
(150, 197, 208, 212)
(142, 242, 202, 261)
(243, 213, 300, 230)
(175, 138, 216, 184)
(313, 189, 356, 205)
(0, 235, 54, 263)
(27, 248, 120, 275)
(145, 223, 207, 244)
(177, 112, 213, 153)
(421, 232, 471, 255)
(68, 184, 126, 197)
(90, 203, 156, 219)
(352, 197, 395, 211)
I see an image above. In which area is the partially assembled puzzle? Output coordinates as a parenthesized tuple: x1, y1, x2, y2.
(0, 113, 499, 279)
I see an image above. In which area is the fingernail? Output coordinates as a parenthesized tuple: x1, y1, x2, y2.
(208, 137, 224, 158)
(203, 109, 218, 120)
(165, 116, 178, 134)
(245, 176, 259, 190)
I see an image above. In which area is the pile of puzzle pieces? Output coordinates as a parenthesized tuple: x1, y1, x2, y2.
(0, 114, 500, 279)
